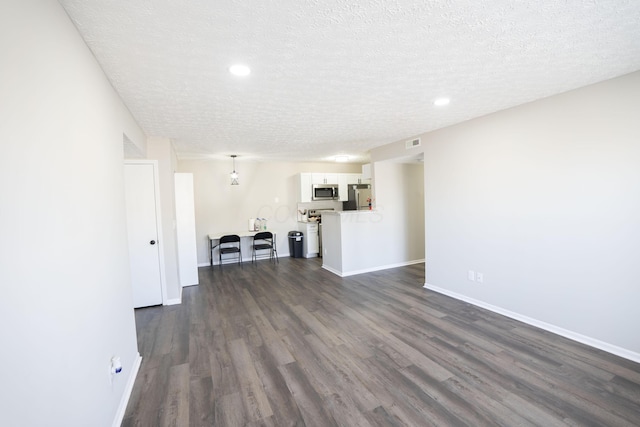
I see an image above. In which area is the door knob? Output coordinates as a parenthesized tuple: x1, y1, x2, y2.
(150, 240, 156, 245)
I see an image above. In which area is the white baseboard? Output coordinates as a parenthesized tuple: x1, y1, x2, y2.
(324, 259, 425, 278)
(322, 264, 343, 277)
(423, 283, 640, 364)
(164, 286, 182, 306)
(112, 352, 142, 427)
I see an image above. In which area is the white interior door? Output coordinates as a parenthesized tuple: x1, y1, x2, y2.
(124, 162, 164, 308)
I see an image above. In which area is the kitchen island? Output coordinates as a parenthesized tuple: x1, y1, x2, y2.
(321, 210, 424, 277)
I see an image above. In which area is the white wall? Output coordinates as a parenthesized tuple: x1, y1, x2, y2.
(421, 72, 640, 357)
(0, 1, 142, 426)
(177, 159, 361, 264)
(374, 161, 425, 262)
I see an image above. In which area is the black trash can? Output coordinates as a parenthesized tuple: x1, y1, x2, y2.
(288, 231, 304, 258)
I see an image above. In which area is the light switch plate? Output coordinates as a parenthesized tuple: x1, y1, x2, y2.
(468, 270, 475, 281)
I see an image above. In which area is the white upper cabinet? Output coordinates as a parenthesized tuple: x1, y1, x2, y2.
(361, 163, 372, 180)
(299, 172, 364, 202)
(338, 173, 362, 201)
(345, 173, 362, 184)
(311, 173, 339, 185)
(299, 173, 313, 202)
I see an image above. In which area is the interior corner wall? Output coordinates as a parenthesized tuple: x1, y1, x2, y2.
(0, 1, 142, 426)
(146, 138, 181, 302)
(370, 136, 424, 163)
(422, 71, 640, 356)
(404, 163, 425, 260)
(374, 161, 425, 263)
(122, 107, 147, 156)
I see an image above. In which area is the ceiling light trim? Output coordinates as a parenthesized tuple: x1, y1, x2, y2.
(229, 64, 251, 76)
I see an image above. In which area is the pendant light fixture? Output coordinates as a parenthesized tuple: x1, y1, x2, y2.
(230, 155, 239, 185)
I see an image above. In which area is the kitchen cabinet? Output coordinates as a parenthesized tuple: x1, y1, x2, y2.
(338, 173, 362, 201)
(346, 173, 362, 184)
(362, 163, 372, 180)
(311, 173, 338, 185)
(298, 221, 319, 258)
(299, 173, 340, 202)
(298, 172, 364, 202)
(298, 173, 313, 202)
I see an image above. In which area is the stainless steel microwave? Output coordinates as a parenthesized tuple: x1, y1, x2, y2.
(312, 184, 339, 201)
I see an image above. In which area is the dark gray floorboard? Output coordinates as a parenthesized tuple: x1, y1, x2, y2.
(123, 258, 640, 426)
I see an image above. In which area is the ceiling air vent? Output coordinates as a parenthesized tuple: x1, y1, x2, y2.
(405, 138, 421, 149)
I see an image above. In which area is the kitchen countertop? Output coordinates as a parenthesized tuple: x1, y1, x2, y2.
(322, 210, 376, 215)
(321, 207, 421, 277)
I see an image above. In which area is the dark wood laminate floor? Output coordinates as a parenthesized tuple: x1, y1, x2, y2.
(123, 258, 640, 426)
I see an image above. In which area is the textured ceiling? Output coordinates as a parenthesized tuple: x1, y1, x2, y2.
(59, 0, 640, 163)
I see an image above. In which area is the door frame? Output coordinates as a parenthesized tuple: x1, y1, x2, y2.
(124, 159, 168, 306)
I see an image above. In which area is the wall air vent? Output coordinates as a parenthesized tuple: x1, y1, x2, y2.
(405, 138, 421, 149)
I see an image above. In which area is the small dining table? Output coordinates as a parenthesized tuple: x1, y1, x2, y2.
(208, 230, 275, 266)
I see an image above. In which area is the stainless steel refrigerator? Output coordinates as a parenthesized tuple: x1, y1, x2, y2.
(342, 184, 372, 211)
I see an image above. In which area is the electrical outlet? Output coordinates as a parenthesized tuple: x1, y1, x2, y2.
(468, 270, 475, 281)
(476, 272, 484, 283)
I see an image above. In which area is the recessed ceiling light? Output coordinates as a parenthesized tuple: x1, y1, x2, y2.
(434, 98, 450, 106)
(229, 64, 251, 76)
(335, 155, 349, 163)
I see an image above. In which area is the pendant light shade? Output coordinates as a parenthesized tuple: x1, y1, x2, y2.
(230, 155, 239, 185)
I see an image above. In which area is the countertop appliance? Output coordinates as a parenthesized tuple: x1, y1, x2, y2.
(312, 184, 339, 201)
(342, 184, 371, 211)
(306, 208, 333, 223)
